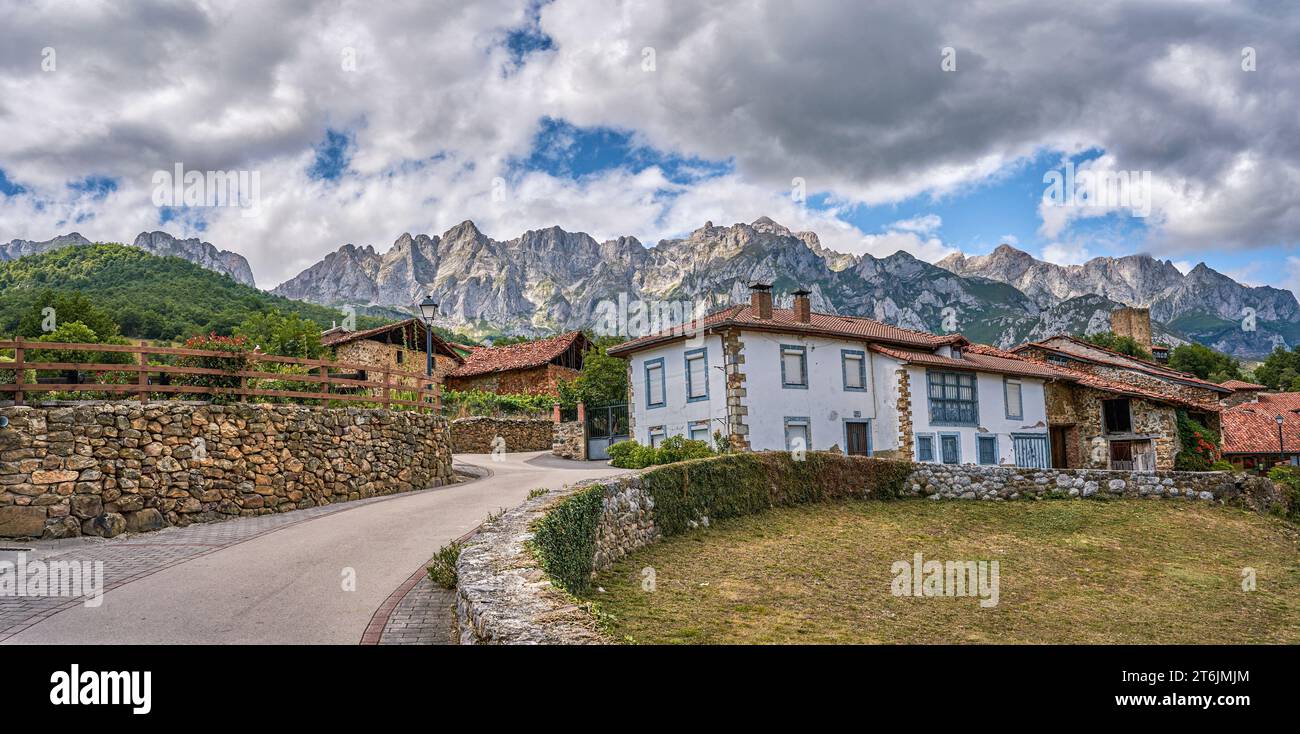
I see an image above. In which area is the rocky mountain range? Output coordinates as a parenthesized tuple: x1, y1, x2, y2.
(0, 231, 255, 286)
(7, 218, 1293, 358)
(271, 217, 1298, 358)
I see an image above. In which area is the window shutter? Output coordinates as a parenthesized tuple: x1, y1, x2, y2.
(783, 350, 804, 385)
(844, 355, 863, 388)
(688, 354, 707, 398)
(647, 364, 664, 405)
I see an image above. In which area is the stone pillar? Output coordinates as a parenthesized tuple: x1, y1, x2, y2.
(896, 369, 913, 460)
(576, 401, 586, 424)
(723, 329, 750, 451)
(552, 402, 561, 423)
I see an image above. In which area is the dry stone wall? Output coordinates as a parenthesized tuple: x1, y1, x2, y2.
(0, 403, 455, 539)
(551, 420, 585, 460)
(449, 417, 554, 454)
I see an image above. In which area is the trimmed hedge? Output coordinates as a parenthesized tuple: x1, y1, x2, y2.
(531, 452, 913, 593)
(531, 484, 605, 593)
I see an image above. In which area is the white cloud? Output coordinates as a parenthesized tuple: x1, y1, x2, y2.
(1040, 243, 1091, 266)
(0, 0, 1297, 289)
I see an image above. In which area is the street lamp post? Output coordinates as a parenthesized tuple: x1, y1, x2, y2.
(418, 295, 439, 405)
(1276, 414, 1286, 468)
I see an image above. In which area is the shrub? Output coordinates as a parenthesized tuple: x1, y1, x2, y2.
(441, 388, 554, 418)
(532, 452, 916, 594)
(607, 437, 714, 468)
(0, 355, 34, 386)
(531, 484, 605, 593)
(1266, 466, 1300, 523)
(1209, 460, 1236, 472)
(172, 333, 253, 403)
(426, 540, 465, 589)
(1174, 410, 1220, 471)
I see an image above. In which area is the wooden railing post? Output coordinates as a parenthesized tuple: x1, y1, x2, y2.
(433, 382, 440, 414)
(319, 364, 330, 406)
(382, 369, 391, 411)
(13, 336, 24, 406)
(137, 341, 148, 404)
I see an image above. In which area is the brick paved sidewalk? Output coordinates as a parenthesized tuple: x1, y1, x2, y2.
(0, 471, 476, 642)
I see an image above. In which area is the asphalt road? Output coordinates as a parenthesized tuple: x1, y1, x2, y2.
(3, 451, 626, 644)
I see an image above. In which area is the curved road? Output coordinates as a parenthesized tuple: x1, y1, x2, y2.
(2, 452, 627, 645)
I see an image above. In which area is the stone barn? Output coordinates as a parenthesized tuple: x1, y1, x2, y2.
(446, 331, 589, 396)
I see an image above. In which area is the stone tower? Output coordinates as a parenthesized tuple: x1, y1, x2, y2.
(1110, 307, 1152, 348)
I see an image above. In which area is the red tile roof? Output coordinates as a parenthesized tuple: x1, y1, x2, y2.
(1011, 335, 1230, 393)
(606, 304, 959, 355)
(1222, 393, 1300, 454)
(320, 318, 463, 362)
(450, 331, 588, 377)
(870, 343, 1064, 380)
(1221, 379, 1267, 391)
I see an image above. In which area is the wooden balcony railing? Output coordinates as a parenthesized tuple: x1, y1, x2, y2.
(0, 337, 439, 411)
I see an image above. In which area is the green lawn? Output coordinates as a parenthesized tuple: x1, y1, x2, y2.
(584, 499, 1300, 644)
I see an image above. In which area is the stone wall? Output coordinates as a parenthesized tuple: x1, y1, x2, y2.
(906, 463, 1281, 509)
(445, 364, 578, 397)
(1045, 381, 1181, 469)
(0, 403, 455, 539)
(449, 416, 553, 454)
(551, 420, 585, 460)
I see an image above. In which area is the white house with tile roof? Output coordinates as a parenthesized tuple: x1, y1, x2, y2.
(606, 284, 1059, 467)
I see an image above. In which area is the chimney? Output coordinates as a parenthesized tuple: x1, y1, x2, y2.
(792, 289, 811, 323)
(749, 283, 773, 319)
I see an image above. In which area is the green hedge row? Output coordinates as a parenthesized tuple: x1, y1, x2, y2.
(530, 452, 913, 593)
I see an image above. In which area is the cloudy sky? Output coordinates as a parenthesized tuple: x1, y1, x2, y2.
(0, 0, 1297, 291)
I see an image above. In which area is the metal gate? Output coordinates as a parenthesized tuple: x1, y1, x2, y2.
(586, 404, 629, 461)
(1012, 433, 1049, 469)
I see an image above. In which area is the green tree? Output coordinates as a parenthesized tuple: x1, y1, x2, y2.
(1079, 331, 1152, 360)
(1254, 346, 1300, 390)
(1168, 343, 1242, 382)
(17, 290, 121, 341)
(559, 335, 629, 407)
(235, 310, 323, 358)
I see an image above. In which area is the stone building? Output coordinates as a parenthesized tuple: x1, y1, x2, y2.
(1110, 307, 1153, 348)
(1010, 334, 1225, 471)
(445, 331, 589, 396)
(321, 318, 464, 389)
(1221, 391, 1300, 472)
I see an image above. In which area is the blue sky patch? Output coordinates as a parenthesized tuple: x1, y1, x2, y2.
(0, 168, 26, 196)
(309, 129, 354, 181)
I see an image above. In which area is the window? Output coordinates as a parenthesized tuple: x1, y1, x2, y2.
(689, 421, 711, 443)
(927, 370, 978, 425)
(648, 426, 666, 448)
(781, 345, 808, 388)
(395, 349, 404, 365)
(684, 348, 709, 402)
(940, 433, 961, 464)
(784, 417, 811, 452)
(977, 435, 998, 465)
(842, 349, 866, 391)
(1004, 378, 1023, 420)
(644, 358, 666, 409)
(1047, 354, 1069, 366)
(915, 434, 935, 462)
(1102, 398, 1132, 434)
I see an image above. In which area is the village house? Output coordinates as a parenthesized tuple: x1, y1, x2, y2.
(606, 285, 1061, 467)
(320, 318, 464, 389)
(1221, 391, 1300, 472)
(445, 331, 589, 396)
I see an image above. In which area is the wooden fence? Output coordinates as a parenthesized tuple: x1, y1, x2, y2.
(0, 337, 439, 411)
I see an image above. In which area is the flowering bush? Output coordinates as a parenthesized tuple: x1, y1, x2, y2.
(1174, 411, 1220, 471)
(172, 333, 254, 403)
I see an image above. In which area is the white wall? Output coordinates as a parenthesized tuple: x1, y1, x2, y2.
(907, 365, 1049, 466)
(626, 334, 727, 444)
(740, 332, 878, 452)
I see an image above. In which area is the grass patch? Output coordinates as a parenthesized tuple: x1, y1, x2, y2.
(585, 499, 1300, 644)
(426, 541, 464, 590)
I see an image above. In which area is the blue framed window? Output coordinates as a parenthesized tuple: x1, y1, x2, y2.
(648, 426, 666, 448)
(977, 435, 998, 465)
(780, 344, 808, 389)
(841, 349, 867, 392)
(927, 370, 978, 426)
(915, 433, 936, 462)
(939, 432, 961, 464)
(784, 416, 811, 451)
(1003, 378, 1023, 420)
(689, 421, 711, 442)
(644, 357, 666, 409)
(684, 348, 709, 402)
